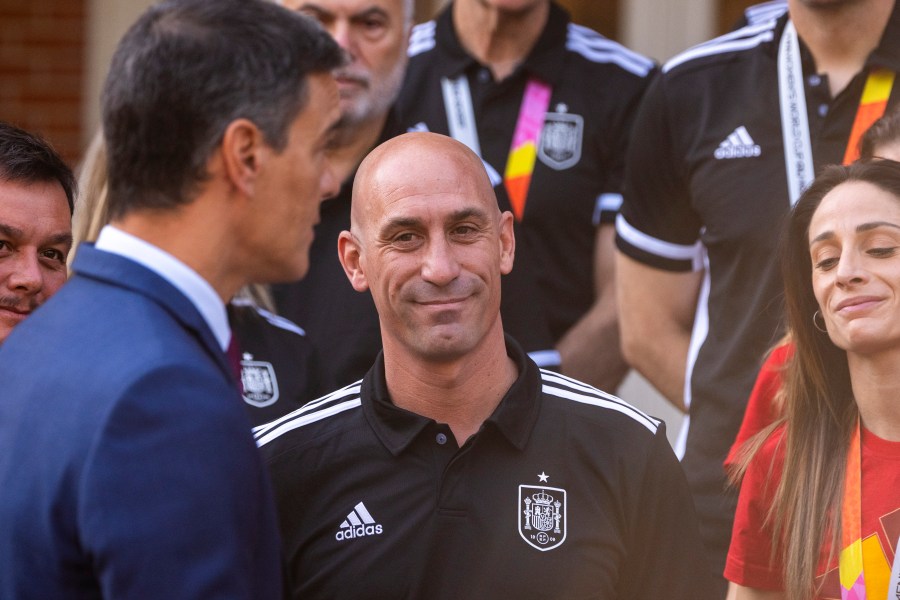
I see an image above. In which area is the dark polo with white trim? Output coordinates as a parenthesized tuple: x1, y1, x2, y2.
(616, 2, 900, 576)
(255, 337, 716, 599)
(397, 1, 655, 343)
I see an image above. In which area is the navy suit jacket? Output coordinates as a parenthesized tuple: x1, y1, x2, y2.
(0, 245, 282, 599)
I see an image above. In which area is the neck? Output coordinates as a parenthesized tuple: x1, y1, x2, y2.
(848, 349, 900, 441)
(329, 112, 388, 186)
(113, 186, 245, 303)
(383, 323, 518, 445)
(453, 0, 549, 81)
(790, 0, 894, 96)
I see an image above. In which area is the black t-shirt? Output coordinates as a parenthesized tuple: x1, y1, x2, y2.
(396, 1, 654, 342)
(615, 4, 900, 574)
(229, 300, 321, 426)
(256, 338, 717, 599)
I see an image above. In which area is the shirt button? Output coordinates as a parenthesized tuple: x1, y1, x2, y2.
(477, 68, 490, 82)
(818, 103, 828, 117)
(436, 433, 448, 445)
(808, 74, 821, 86)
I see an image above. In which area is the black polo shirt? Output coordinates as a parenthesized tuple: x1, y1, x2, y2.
(396, 1, 655, 342)
(229, 300, 322, 426)
(615, 4, 900, 575)
(255, 337, 717, 599)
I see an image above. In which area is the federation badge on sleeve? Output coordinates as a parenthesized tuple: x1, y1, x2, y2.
(240, 353, 279, 407)
(519, 481, 567, 551)
(538, 107, 583, 171)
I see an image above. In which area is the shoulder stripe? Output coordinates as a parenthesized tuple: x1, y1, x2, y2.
(252, 381, 362, 440)
(255, 399, 362, 448)
(231, 297, 306, 337)
(566, 24, 654, 77)
(540, 370, 660, 433)
(408, 20, 436, 57)
(663, 21, 776, 73)
(615, 214, 705, 269)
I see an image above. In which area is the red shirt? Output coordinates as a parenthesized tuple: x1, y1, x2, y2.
(725, 425, 900, 598)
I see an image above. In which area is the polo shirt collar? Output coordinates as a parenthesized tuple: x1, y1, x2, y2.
(362, 335, 542, 455)
(434, 0, 570, 85)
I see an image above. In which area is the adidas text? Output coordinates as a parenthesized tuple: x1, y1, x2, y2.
(714, 144, 761, 159)
(336, 524, 383, 541)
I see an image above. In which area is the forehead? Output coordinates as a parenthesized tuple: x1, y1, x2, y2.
(873, 140, 900, 162)
(810, 181, 900, 235)
(0, 179, 70, 227)
(284, 0, 405, 16)
(367, 164, 494, 225)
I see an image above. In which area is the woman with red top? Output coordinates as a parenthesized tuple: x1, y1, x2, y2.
(725, 161, 900, 599)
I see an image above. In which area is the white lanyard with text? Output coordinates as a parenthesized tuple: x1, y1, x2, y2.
(777, 20, 814, 207)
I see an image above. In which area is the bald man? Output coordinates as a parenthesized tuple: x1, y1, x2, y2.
(254, 132, 715, 599)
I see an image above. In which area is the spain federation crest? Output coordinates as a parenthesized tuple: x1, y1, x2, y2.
(538, 110, 583, 171)
(519, 484, 567, 551)
(240, 353, 279, 407)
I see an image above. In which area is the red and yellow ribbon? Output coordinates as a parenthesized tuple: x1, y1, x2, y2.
(504, 79, 552, 221)
(843, 68, 896, 165)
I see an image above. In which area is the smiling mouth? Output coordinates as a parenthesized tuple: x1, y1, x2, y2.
(835, 297, 882, 313)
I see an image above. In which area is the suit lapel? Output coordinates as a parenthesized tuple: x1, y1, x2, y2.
(71, 244, 232, 381)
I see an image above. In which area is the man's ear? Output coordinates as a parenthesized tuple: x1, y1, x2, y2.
(337, 230, 370, 292)
(498, 210, 515, 275)
(220, 118, 267, 197)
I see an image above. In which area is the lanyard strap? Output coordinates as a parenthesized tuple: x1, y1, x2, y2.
(778, 21, 896, 207)
(440, 74, 552, 221)
(778, 20, 814, 207)
(839, 419, 865, 599)
(843, 68, 896, 164)
(503, 79, 552, 221)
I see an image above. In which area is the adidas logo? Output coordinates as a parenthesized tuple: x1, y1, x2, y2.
(335, 502, 383, 541)
(714, 126, 761, 159)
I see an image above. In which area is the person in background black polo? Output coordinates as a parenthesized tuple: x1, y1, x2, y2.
(395, 0, 656, 390)
(255, 132, 716, 600)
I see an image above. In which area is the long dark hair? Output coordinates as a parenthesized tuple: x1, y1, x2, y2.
(774, 160, 900, 598)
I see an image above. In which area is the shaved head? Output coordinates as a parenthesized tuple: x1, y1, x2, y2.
(339, 131, 514, 364)
(350, 132, 497, 239)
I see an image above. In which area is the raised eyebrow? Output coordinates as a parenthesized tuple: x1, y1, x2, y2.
(351, 6, 390, 22)
(0, 222, 24, 240)
(447, 207, 491, 224)
(856, 221, 900, 234)
(296, 3, 332, 18)
(380, 216, 424, 237)
(44, 232, 73, 249)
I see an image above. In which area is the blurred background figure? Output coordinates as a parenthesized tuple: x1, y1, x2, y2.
(394, 0, 657, 390)
(273, 0, 412, 391)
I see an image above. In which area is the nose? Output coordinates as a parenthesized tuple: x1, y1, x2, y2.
(834, 250, 867, 288)
(6, 251, 43, 294)
(319, 158, 340, 201)
(421, 237, 461, 286)
(330, 20, 357, 58)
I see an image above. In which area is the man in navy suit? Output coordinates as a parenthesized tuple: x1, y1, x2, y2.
(0, 1, 343, 597)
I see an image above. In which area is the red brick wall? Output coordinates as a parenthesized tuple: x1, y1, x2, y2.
(0, 0, 86, 167)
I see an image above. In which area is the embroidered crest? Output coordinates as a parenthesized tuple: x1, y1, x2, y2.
(519, 481, 567, 551)
(240, 353, 279, 407)
(538, 110, 583, 170)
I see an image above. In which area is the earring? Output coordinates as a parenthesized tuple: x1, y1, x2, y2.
(813, 310, 827, 333)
